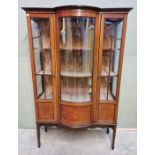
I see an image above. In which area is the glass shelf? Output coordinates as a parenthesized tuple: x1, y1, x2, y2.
(32, 36, 41, 39)
(60, 71, 92, 77)
(33, 47, 51, 51)
(36, 70, 52, 76)
(101, 70, 117, 77)
(61, 93, 91, 102)
(60, 46, 92, 51)
(103, 48, 120, 52)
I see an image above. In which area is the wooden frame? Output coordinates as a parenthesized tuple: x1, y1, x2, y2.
(96, 13, 128, 124)
(23, 6, 132, 149)
(55, 9, 99, 126)
(26, 13, 57, 122)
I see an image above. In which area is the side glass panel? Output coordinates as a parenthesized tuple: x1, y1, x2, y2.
(59, 17, 95, 103)
(100, 18, 123, 101)
(31, 18, 53, 100)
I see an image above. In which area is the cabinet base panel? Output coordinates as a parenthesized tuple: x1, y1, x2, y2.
(36, 122, 117, 150)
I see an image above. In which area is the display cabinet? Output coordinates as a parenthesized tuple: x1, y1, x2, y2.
(23, 5, 132, 149)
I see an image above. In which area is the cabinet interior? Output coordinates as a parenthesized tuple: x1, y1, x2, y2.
(30, 17, 123, 102)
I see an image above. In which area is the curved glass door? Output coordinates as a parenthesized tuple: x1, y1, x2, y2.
(59, 17, 95, 103)
(100, 18, 123, 101)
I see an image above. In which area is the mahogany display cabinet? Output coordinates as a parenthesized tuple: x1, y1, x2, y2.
(22, 5, 132, 149)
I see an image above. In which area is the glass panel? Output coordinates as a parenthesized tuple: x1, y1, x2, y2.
(59, 17, 95, 103)
(36, 75, 53, 100)
(100, 77, 108, 100)
(100, 18, 123, 101)
(100, 77, 117, 101)
(31, 18, 53, 100)
(61, 77, 92, 102)
(101, 49, 120, 76)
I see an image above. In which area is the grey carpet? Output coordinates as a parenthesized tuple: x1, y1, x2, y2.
(18, 127, 136, 155)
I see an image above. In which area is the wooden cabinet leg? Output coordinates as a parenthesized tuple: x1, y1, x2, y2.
(111, 126, 116, 150)
(107, 128, 109, 134)
(45, 126, 47, 132)
(37, 124, 41, 148)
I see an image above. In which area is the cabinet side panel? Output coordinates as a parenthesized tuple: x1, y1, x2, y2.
(114, 15, 128, 122)
(26, 15, 38, 121)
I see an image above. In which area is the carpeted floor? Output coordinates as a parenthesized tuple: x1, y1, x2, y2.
(18, 127, 136, 155)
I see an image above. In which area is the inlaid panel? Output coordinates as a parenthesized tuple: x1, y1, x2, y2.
(98, 104, 115, 123)
(38, 102, 54, 120)
(61, 104, 91, 124)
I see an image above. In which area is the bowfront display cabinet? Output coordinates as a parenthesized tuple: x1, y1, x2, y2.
(23, 6, 132, 149)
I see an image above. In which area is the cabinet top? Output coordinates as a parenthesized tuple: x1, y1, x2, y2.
(22, 5, 133, 13)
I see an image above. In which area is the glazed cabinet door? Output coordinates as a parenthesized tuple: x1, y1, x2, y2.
(97, 14, 127, 123)
(27, 14, 56, 122)
(56, 11, 99, 127)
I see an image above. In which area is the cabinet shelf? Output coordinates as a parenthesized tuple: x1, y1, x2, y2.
(33, 47, 51, 51)
(61, 71, 92, 77)
(36, 70, 52, 76)
(101, 71, 117, 77)
(32, 36, 41, 39)
(61, 93, 91, 102)
(60, 45, 92, 51)
(103, 48, 120, 52)
(60, 47, 92, 51)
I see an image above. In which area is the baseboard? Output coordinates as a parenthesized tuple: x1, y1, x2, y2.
(117, 128, 137, 131)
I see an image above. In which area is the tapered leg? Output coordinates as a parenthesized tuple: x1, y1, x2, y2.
(107, 128, 109, 134)
(111, 126, 116, 150)
(37, 123, 41, 148)
(45, 126, 47, 132)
